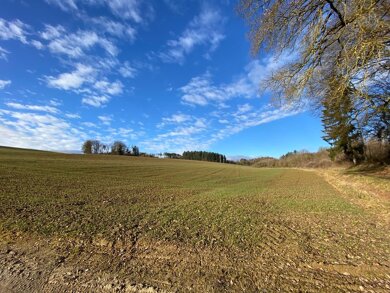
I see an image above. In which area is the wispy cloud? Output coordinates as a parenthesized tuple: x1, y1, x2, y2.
(142, 103, 303, 154)
(65, 113, 81, 119)
(237, 103, 253, 114)
(141, 113, 209, 153)
(82, 95, 110, 107)
(81, 121, 96, 128)
(0, 18, 29, 44)
(46, 0, 152, 23)
(0, 46, 10, 60)
(119, 62, 137, 78)
(160, 113, 192, 125)
(98, 115, 112, 125)
(94, 80, 123, 95)
(210, 105, 304, 144)
(40, 25, 118, 58)
(89, 17, 136, 40)
(137, 54, 305, 154)
(0, 18, 44, 51)
(0, 80, 11, 89)
(104, 0, 146, 23)
(30, 39, 44, 50)
(45, 0, 77, 12)
(159, 5, 225, 63)
(5, 102, 59, 114)
(180, 56, 294, 107)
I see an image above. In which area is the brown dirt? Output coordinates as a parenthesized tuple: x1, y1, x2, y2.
(1, 229, 390, 292)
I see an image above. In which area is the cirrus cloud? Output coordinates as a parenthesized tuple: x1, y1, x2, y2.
(159, 5, 225, 64)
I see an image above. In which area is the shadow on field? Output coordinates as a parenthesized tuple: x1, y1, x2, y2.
(345, 164, 390, 180)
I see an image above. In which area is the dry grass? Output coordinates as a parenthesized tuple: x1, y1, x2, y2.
(0, 147, 389, 292)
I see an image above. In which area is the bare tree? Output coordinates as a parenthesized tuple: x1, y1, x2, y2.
(91, 140, 101, 154)
(238, 0, 389, 108)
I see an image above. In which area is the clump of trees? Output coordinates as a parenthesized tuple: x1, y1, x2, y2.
(82, 140, 141, 156)
(163, 152, 182, 159)
(182, 151, 227, 163)
(162, 151, 230, 163)
(239, 0, 389, 164)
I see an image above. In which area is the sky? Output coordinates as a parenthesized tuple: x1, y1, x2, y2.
(0, 0, 328, 158)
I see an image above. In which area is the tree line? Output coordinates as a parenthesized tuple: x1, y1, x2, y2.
(239, 0, 389, 164)
(164, 151, 230, 163)
(82, 140, 140, 156)
(182, 151, 227, 163)
(82, 141, 231, 164)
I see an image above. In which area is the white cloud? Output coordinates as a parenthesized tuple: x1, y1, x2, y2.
(143, 114, 210, 153)
(141, 135, 209, 154)
(90, 17, 136, 40)
(142, 102, 304, 154)
(0, 46, 10, 60)
(162, 113, 192, 124)
(81, 121, 96, 128)
(41, 25, 118, 58)
(49, 99, 62, 106)
(46, 0, 151, 23)
(181, 94, 208, 106)
(40, 24, 65, 40)
(30, 40, 44, 50)
(6, 102, 59, 114)
(180, 73, 225, 106)
(159, 5, 225, 63)
(45, 0, 77, 11)
(0, 109, 145, 152)
(210, 105, 303, 144)
(158, 126, 204, 138)
(0, 109, 86, 151)
(0, 80, 11, 89)
(46, 64, 95, 90)
(157, 113, 204, 130)
(119, 62, 137, 78)
(94, 80, 123, 95)
(179, 56, 294, 107)
(0, 18, 29, 44)
(65, 113, 81, 119)
(82, 95, 110, 107)
(46, 62, 123, 107)
(237, 103, 253, 114)
(105, 0, 144, 23)
(98, 115, 112, 125)
(105, 127, 142, 140)
(194, 118, 207, 128)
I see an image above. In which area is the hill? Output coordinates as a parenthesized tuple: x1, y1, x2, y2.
(0, 147, 389, 292)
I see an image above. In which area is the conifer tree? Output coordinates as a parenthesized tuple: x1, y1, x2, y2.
(321, 88, 364, 163)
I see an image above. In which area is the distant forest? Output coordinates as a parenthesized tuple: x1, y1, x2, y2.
(165, 151, 230, 164)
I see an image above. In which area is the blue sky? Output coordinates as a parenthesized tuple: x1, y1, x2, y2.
(0, 0, 327, 158)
